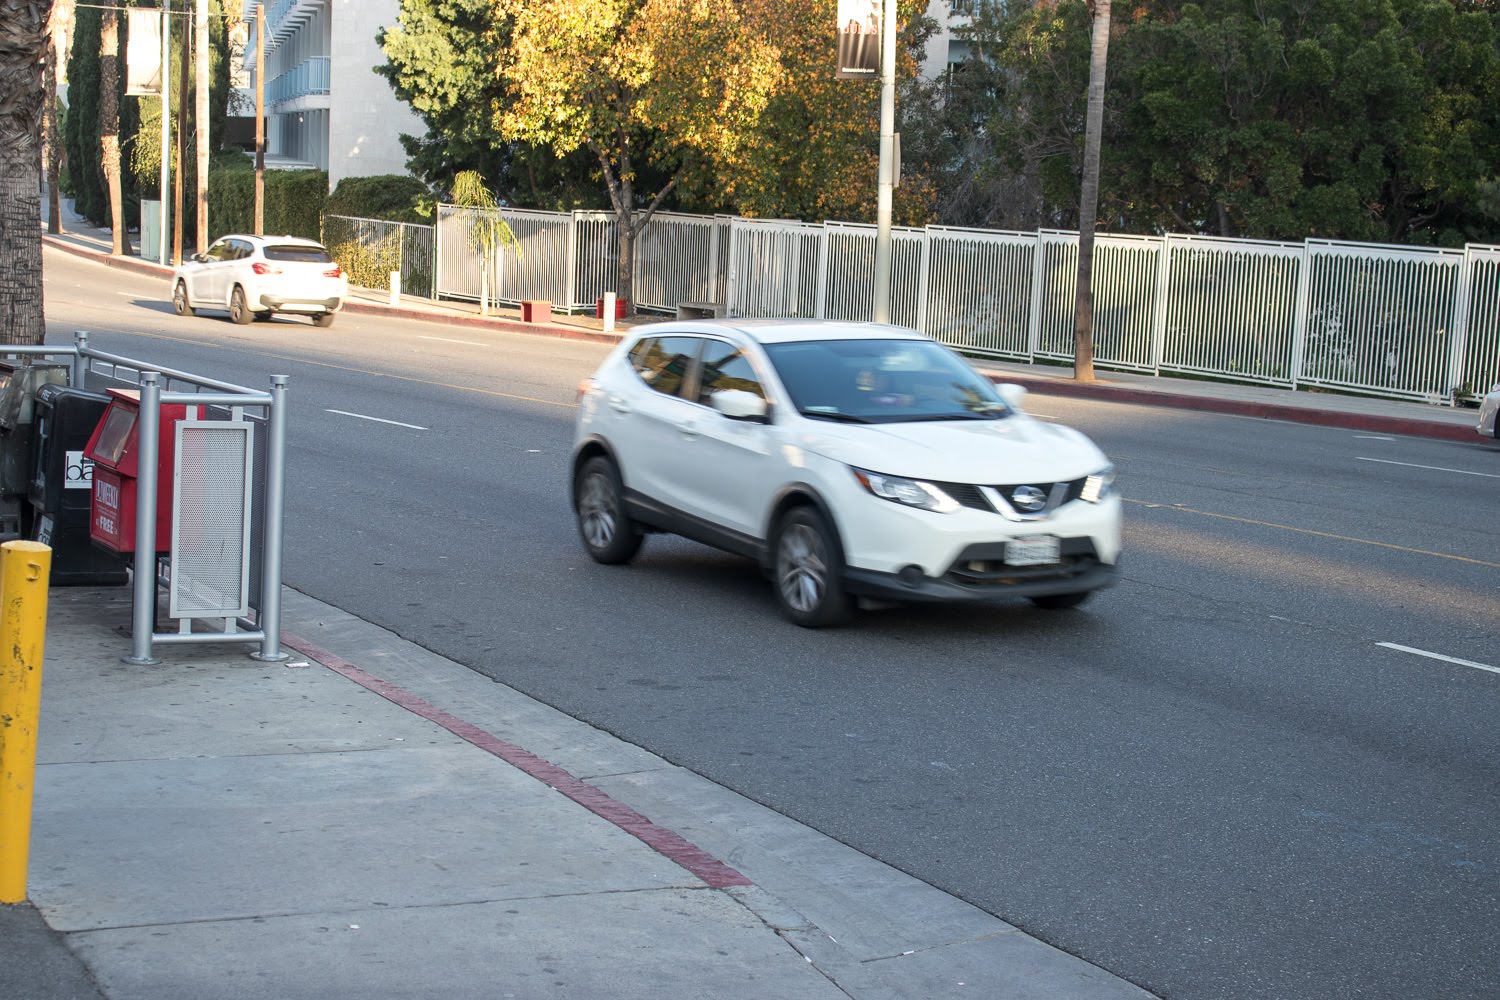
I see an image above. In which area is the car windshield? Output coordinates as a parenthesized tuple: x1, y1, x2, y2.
(264, 245, 333, 263)
(763, 338, 1010, 424)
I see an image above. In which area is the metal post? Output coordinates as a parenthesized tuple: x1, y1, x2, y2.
(872, 0, 897, 324)
(0, 540, 52, 903)
(252, 376, 289, 662)
(72, 330, 90, 388)
(158, 1, 171, 266)
(125, 373, 162, 665)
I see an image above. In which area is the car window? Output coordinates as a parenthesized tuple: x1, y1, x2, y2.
(763, 338, 1010, 424)
(206, 240, 232, 262)
(231, 239, 254, 260)
(264, 245, 334, 263)
(697, 340, 765, 405)
(629, 337, 699, 397)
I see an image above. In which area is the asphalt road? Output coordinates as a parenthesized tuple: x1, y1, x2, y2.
(42, 249, 1500, 1000)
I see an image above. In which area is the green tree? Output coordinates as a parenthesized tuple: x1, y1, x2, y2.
(494, 0, 780, 312)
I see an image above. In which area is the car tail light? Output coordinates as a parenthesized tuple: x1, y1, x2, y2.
(251, 262, 281, 275)
(576, 377, 596, 402)
(324, 265, 343, 278)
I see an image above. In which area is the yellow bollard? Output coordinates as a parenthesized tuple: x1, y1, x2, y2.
(0, 540, 52, 904)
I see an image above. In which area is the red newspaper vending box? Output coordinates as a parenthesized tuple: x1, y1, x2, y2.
(83, 390, 194, 553)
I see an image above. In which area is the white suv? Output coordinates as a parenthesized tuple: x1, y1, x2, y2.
(571, 320, 1122, 626)
(172, 234, 348, 327)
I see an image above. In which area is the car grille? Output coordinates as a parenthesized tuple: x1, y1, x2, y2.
(943, 538, 1102, 586)
(936, 478, 1089, 516)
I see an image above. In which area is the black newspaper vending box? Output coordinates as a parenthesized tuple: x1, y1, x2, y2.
(29, 383, 129, 585)
(0, 360, 70, 536)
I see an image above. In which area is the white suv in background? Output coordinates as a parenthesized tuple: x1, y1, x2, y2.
(172, 234, 348, 327)
(571, 320, 1122, 627)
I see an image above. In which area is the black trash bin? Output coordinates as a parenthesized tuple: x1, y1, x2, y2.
(28, 383, 129, 585)
(0, 360, 70, 537)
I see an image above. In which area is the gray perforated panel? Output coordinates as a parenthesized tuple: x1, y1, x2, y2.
(170, 421, 253, 619)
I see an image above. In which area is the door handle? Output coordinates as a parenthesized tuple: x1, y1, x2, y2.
(608, 395, 631, 414)
(676, 419, 699, 438)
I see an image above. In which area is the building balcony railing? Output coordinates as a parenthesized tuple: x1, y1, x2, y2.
(268, 56, 329, 106)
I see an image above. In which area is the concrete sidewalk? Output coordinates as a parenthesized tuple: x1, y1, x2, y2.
(41, 206, 1488, 445)
(4, 585, 1159, 1000)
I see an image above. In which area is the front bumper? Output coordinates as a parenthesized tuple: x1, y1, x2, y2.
(846, 540, 1118, 603)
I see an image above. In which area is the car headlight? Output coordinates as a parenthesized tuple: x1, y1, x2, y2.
(1080, 464, 1116, 503)
(851, 468, 960, 514)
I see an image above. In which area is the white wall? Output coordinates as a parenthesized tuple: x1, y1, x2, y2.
(327, 0, 422, 186)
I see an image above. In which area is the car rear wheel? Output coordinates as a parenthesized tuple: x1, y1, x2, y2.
(1028, 590, 1093, 610)
(229, 286, 252, 325)
(313, 312, 335, 328)
(172, 280, 194, 316)
(575, 456, 642, 564)
(772, 507, 851, 628)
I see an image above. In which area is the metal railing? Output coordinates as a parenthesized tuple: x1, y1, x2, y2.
(268, 56, 328, 106)
(323, 215, 435, 299)
(0, 332, 291, 664)
(428, 206, 1500, 404)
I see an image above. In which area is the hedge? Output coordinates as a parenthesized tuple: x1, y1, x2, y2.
(207, 165, 327, 242)
(325, 174, 433, 225)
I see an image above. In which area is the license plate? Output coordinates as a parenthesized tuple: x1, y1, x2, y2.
(1006, 535, 1060, 566)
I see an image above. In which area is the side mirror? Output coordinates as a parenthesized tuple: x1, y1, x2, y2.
(997, 383, 1027, 411)
(191, 253, 207, 264)
(711, 389, 770, 423)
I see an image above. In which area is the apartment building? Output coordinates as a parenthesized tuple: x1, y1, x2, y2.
(241, 0, 420, 186)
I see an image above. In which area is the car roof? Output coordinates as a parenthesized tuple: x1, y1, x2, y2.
(628, 319, 930, 345)
(215, 234, 326, 248)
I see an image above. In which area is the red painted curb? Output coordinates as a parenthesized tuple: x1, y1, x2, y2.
(281, 631, 753, 890)
(991, 374, 1477, 443)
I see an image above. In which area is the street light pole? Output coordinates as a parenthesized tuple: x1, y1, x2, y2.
(158, 0, 170, 266)
(872, 0, 897, 324)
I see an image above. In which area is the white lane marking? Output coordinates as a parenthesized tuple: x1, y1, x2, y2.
(325, 409, 427, 430)
(1377, 642, 1500, 676)
(1354, 434, 1395, 441)
(1357, 457, 1500, 479)
(417, 335, 488, 347)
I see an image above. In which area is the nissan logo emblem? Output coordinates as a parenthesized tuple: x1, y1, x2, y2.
(1011, 485, 1048, 512)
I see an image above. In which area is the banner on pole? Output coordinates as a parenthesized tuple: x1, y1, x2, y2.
(836, 0, 880, 80)
(125, 10, 164, 96)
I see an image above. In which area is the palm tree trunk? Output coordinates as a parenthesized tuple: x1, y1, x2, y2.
(100, 2, 132, 256)
(0, 0, 56, 345)
(1072, 0, 1111, 383)
(44, 28, 59, 235)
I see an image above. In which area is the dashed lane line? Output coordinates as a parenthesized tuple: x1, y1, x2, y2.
(1376, 643, 1500, 677)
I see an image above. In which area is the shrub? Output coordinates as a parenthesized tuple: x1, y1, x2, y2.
(207, 168, 327, 241)
(325, 174, 434, 225)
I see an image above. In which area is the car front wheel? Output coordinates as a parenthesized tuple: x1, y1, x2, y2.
(772, 506, 851, 627)
(172, 280, 194, 316)
(229, 286, 252, 325)
(574, 456, 642, 564)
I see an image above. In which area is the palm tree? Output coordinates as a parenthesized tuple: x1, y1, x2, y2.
(450, 171, 517, 317)
(1072, 0, 1111, 383)
(0, 0, 57, 345)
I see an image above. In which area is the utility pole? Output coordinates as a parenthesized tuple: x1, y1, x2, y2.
(255, 3, 265, 235)
(173, 8, 188, 264)
(871, 0, 896, 324)
(159, 0, 171, 266)
(196, 0, 209, 252)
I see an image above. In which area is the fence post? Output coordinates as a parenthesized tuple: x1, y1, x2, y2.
(1289, 244, 1313, 390)
(565, 211, 579, 315)
(122, 373, 161, 665)
(725, 220, 741, 317)
(72, 330, 91, 388)
(1445, 247, 1475, 402)
(252, 376, 290, 662)
(915, 230, 932, 334)
(1149, 234, 1173, 375)
(1026, 233, 1046, 361)
(0, 540, 52, 903)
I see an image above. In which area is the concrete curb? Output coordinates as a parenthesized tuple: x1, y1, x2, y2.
(990, 374, 1478, 443)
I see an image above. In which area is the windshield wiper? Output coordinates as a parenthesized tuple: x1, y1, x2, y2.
(799, 410, 874, 423)
(897, 412, 1004, 423)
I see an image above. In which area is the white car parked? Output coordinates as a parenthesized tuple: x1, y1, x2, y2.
(1478, 384, 1500, 441)
(571, 320, 1122, 626)
(171, 234, 348, 327)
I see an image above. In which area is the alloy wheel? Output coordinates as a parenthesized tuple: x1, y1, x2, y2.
(578, 471, 617, 550)
(777, 523, 827, 614)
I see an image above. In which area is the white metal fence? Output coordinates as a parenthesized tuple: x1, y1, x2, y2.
(426, 204, 1500, 404)
(322, 215, 435, 298)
